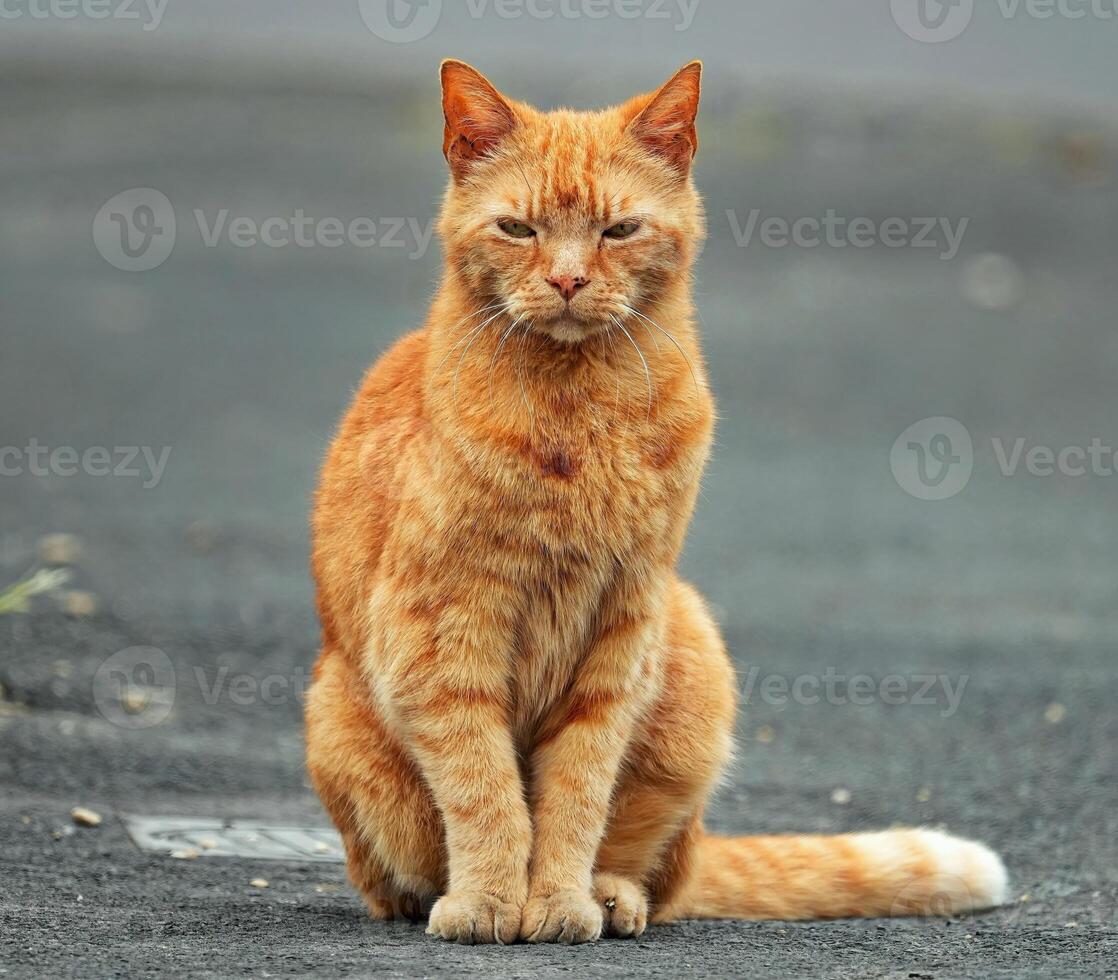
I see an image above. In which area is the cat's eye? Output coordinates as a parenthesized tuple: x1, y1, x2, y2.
(603, 221, 641, 240)
(498, 219, 536, 239)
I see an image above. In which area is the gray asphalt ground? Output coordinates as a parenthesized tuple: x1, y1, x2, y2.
(2, 60, 1117, 978)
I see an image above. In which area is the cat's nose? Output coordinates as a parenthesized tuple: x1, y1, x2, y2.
(547, 275, 590, 303)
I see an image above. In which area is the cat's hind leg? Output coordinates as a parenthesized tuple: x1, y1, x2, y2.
(306, 649, 446, 922)
(339, 826, 428, 921)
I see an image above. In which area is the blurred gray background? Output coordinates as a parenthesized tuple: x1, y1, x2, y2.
(1, 3, 1116, 978)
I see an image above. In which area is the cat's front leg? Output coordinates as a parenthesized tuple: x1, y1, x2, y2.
(520, 599, 657, 944)
(377, 589, 532, 945)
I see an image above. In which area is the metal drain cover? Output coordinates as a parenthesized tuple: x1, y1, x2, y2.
(122, 814, 344, 862)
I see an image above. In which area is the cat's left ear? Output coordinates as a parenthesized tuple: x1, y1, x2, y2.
(441, 60, 518, 180)
(628, 61, 702, 176)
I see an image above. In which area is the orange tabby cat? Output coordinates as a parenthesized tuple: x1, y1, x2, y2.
(305, 60, 1008, 945)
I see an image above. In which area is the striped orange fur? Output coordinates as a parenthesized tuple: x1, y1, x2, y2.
(305, 60, 1007, 945)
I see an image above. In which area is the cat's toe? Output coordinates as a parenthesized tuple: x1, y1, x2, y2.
(426, 891, 521, 945)
(521, 889, 603, 944)
(592, 873, 648, 938)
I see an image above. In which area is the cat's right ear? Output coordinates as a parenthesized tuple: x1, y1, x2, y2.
(440, 60, 517, 180)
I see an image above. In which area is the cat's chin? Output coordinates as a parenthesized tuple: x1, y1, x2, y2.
(534, 317, 608, 345)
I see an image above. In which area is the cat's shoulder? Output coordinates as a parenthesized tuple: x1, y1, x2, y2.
(364, 328, 428, 383)
(351, 329, 429, 405)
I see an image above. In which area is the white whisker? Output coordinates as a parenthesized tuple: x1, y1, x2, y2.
(452, 307, 509, 413)
(621, 303, 701, 394)
(515, 319, 536, 431)
(611, 315, 654, 419)
(603, 323, 624, 416)
(488, 313, 526, 401)
(436, 302, 510, 375)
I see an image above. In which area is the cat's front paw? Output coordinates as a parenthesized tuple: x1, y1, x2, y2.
(593, 873, 648, 938)
(425, 891, 521, 945)
(520, 889, 603, 944)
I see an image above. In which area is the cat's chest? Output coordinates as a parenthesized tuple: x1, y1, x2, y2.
(506, 547, 605, 742)
(500, 413, 685, 537)
(499, 439, 679, 740)
(453, 407, 704, 741)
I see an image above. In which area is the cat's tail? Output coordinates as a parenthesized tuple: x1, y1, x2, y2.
(672, 828, 1008, 921)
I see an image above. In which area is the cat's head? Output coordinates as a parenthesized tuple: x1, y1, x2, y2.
(437, 60, 705, 344)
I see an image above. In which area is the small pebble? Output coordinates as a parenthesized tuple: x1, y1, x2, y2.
(1065, 921, 1079, 928)
(312, 841, 334, 854)
(170, 848, 200, 860)
(38, 533, 82, 565)
(755, 725, 775, 744)
(121, 690, 150, 714)
(1044, 703, 1067, 725)
(70, 807, 102, 828)
(61, 590, 98, 617)
(1058, 132, 1109, 186)
(197, 837, 218, 850)
(186, 520, 220, 554)
(830, 787, 852, 805)
(961, 253, 1023, 312)
(251, 878, 270, 889)
(916, 786, 932, 803)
